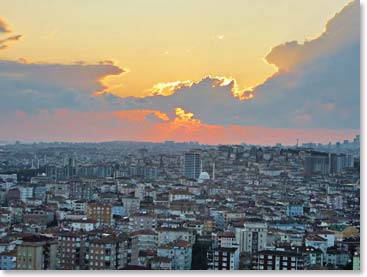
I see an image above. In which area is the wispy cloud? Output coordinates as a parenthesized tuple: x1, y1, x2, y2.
(0, 17, 23, 50)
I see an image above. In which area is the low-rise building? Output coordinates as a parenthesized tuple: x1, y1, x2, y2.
(253, 248, 310, 270)
(207, 232, 240, 270)
(0, 249, 16, 270)
(87, 202, 112, 225)
(16, 235, 57, 270)
(157, 240, 192, 270)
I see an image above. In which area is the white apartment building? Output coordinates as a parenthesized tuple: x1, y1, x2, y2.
(235, 222, 268, 253)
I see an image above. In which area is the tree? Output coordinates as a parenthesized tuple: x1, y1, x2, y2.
(191, 238, 211, 270)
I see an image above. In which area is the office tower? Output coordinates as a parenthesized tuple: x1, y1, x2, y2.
(183, 152, 201, 180)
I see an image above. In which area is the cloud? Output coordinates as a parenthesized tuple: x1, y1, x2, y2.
(0, 34, 23, 49)
(0, 108, 358, 145)
(117, 76, 250, 122)
(149, 80, 193, 96)
(113, 0, 359, 130)
(0, 60, 126, 113)
(0, 1, 360, 144)
(0, 17, 23, 50)
(0, 34, 22, 42)
(0, 17, 11, 33)
(264, 0, 359, 71)
(115, 110, 169, 122)
(147, 76, 253, 99)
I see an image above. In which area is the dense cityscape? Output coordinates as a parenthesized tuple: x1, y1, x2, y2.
(0, 136, 360, 270)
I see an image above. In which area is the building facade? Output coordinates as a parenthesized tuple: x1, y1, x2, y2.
(16, 235, 57, 270)
(253, 249, 310, 270)
(235, 222, 268, 253)
(87, 202, 112, 225)
(184, 152, 201, 180)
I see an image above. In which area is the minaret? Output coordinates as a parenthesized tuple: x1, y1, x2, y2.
(31, 159, 35, 169)
(212, 162, 215, 181)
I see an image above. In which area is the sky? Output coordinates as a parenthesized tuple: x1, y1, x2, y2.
(0, 0, 360, 145)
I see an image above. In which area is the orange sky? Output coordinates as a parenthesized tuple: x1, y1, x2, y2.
(1, 0, 351, 97)
(0, 0, 360, 145)
(1, 108, 359, 145)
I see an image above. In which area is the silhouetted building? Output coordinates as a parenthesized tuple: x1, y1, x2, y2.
(304, 153, 329, 176)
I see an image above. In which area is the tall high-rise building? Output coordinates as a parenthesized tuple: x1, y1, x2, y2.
(329, 153, 347, 174)
(353, 135, 360, 149)
(183, 152, 201, 180)
(304, 153, 330, 176)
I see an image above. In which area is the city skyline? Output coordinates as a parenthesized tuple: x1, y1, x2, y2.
(0, 1, 361, 270)
(0, 134, 361, 148)
(0, 0, 360, 145)
(0, 136, 360, 270)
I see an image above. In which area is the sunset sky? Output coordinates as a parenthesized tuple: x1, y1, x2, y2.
(0, 0, 360, 145)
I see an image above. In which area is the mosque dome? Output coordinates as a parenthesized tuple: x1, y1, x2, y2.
(198, 171, 210, 183)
